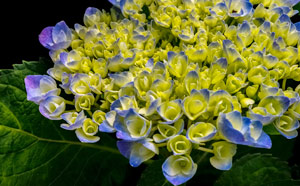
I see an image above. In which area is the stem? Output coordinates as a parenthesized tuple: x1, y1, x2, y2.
(87, 110, 93, 117)
(64, 110, 76, 113)
(197, 146, 214, 154)
(156, 143, 167, 147)
(151, 126, 158, 132)
(64, 100, 74, 105)
(282, 78, 287, 90)
(144, 159, 154, 165)
(95, 94, 101, 102)
(187, 120, 192, 129)
(94, 102, 100, 108)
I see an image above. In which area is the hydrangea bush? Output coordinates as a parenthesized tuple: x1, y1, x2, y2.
(24, 0, 300, 185)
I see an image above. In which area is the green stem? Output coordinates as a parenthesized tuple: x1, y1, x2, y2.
(197, 146, 214, 154)
(151, 126, 158, 132)
(187, 120, 192, 129)
(282, 78, 287, 90)
(95, 94, 101, 102)
(87, 110, 93, 117)
(64, 100, 74, 105)
(94, 102, 100, 108)
(144, 159, 154, 165)
(156, 143, 167, 147)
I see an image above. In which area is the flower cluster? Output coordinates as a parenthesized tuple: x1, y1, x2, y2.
(25, 0, 300, 185)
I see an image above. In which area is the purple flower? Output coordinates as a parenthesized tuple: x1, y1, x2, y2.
(25, 75, 60, 104)
(39, 96, 66, 120)
(39, 21, 72, 51)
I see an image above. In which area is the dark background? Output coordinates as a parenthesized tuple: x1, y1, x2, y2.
(0, 0, 112, 69)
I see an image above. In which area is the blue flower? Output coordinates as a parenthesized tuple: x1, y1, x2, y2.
(110, 95, 139, 116)
(157, 99, 183, 124)
(153, 119, 184, 143)
(99, 111, 117, 133)
(183, 89, 210, 121)
(167, 51, 188, 78)
(60, 111, 86, 130)
(225, 0, 253, 17)
(274, 115, 300, 139)
(75, 118, 100, 143)
(187, 122, 217, 144)
(39, 96, 66, 120)
(217, 111, 272, 148)
(59, 50, 82, 72)
(162, 154, 197, 186)
(114, 108, 152, 141)
(117, 139, 159, 167)
(39, 21, 72, 51)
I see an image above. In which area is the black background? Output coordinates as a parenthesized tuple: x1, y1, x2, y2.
(0, 0, 112, 69)
(1, 0, 300, 183)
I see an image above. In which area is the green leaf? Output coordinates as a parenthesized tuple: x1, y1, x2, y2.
(138, 159, 173, 186)
(0, 60, 132, 186)
(214, 154, 295, 186)
(263, 124, 281, 135)
(293, 3, 300, 14)
(235, 135, 296, 161)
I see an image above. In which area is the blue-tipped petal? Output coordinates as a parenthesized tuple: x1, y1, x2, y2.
(117, 140, 157, 167)
(295, 22, 300, 31)
(99, 120, 116, 133)
(210, 156, 233, 170)
(167, 51, 177, 62)
(109, 71, 134, 87)
(246, 120, 272, 148)
(217, 112, 247, 144)
(226, 0, 253, 17)
(274, 116, 300, 139)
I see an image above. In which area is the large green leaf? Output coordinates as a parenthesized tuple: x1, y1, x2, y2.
(0, 60, 132, 186)
(138, 159, 173, 186)
(214, 154, 296, 186)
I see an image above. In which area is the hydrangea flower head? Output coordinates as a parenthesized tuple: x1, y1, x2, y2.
(25, 0, 300, 184)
